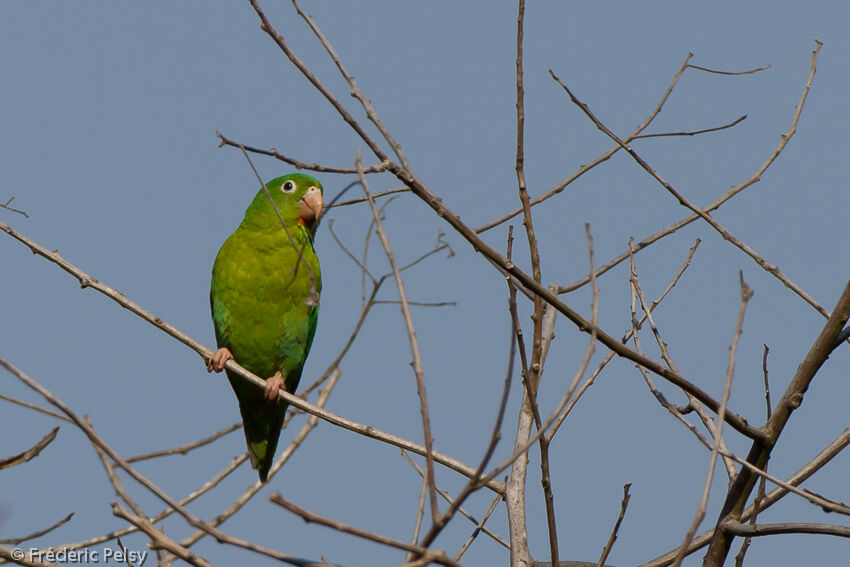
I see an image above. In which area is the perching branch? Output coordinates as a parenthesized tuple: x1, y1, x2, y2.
(0, 220, 503, 494)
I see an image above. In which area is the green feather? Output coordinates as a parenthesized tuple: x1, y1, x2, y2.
(210, 173, 322, 482)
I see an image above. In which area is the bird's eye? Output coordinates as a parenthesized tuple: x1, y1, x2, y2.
(281, 180, 296, 193)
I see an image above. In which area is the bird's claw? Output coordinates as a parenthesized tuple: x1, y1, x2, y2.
(264, 373, 286, 405)
(207, 347, 233, 373)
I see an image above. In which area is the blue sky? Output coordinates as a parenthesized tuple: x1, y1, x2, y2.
(2, 3, 849, 566)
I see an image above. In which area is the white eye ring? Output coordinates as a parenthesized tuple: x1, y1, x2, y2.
(281, 180, 296, 193)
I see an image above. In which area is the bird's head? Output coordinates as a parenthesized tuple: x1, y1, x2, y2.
(244, 173, 324, 234)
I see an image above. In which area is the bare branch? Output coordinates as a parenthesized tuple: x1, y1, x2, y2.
(550, 65, 824, 318)
(0, 394, 74, 423)
(355, 151, 439, 523)
(476, 52, 698, 234)
(248, 1, 389, 163)
(762, 345, 773, 419)
(289, 0, 414, 173)
(268, 494, 460, 567)
(0, 196, 28, 218)
(597, 484, 632, 567)
(112, 503, 213, 567)
(89, 418, 149, 541)
(628, 241, 736, 479)
(373, 300, 456, 308)
(641, 428, 850, 566)
(0, 221, 501, 493)
(557, 41, 824, 312)
(327, 218, 376, 284)
(0, 546, 62, 567)
(327, 187, 410, 208)
(217, 130, 389, 174)
(548, 239, 699, 444)
(687, 62, 771, 75)
(46, 455, 247, 556)
(454, 494, 505, 561)
(724, 520, 850, 539)
(0, 358, 357, 566)
(672, 273, 752, 567)
(704, 275, 850, 566)
(632, 115, 747, 139)
(0, 513, 74, 546)
(126, 422, 241, 463)
(416, 279, 517, 550)
(226, 10, 765, 439)
(400, 451, 510, 551)
(0, 427, 59, 470)
(172, 370, 344, 555)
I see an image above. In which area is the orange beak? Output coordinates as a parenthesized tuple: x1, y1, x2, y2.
(299, 186, 323, 223)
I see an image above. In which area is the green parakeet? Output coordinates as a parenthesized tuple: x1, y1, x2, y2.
(207, 173, 323, 483)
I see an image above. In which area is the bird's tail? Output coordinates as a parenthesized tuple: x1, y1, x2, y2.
(238, 398, 287, 483)
(225, 369, 291, 483)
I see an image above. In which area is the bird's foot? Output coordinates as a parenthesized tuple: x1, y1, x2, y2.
(264, 372, 286, 405)
(207, 347, 233, 373)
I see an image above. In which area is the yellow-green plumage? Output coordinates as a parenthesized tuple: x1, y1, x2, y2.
(210, 174, 323, 482)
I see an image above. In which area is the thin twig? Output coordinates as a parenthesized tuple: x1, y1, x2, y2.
(476, 52, 699, 234)
(548, 239, 699, 443)
(171, 370, 342, 556)
(327, 218, 376, 284)
(628, 241, 737, 479)
(597, 484, 632, 567)
(640, 428, 850, 566)
(373, 300, 456, 308)
(217, 130, 389, 174)
(762, 345, 772, 419)
(0, 427, 59, 470)
(554, 42, 825, 318)
(454, 494, 505, 561)
(111, 504, 213, 567)
(415, 283, 518, 551)
(290, 0, 415, 174)
(354, 151, 439, 523)
(550, 67, 825, 318)
(0, 513, 74, 545)
(687, 62, 771, 75)
(400, 451, 509, 550)
(476, 58, 763, 234)
(126, 422, 241, 463)
(632, 115, 747, 139)
(45, 454, 247, 556)
(268, 494, 460, 567)
(0, 394, 73, 423)
(0, 196, 28, 218)
(88, 417, 151, 560)
(298, 281, 384, 399)
(327, 187, 410, 208)
(672, 273, 752, 567)
(407, 476, 429, 561)
(724, 520, 850, 538)
(704, 275, 850, 566)
(249, 1, 390, 163)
